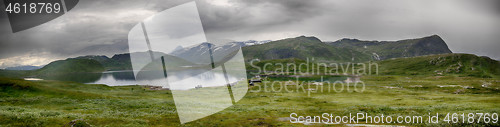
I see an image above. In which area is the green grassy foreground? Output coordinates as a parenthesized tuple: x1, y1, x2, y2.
(0, 75, 499, 126)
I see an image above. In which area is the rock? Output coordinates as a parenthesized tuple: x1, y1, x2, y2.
(454, 89, 465, 94)
(381, 86, 400, 89)
(143, 85, 169, 90)
(285, 81, 297, 85)
(438, 85, 461, 88)
(462, 86, 474, 89)
(481, 81, 492, 88)
(311, 82, 323, 85)
(63, 119, 91, 127)
(409, 85, 423, 88)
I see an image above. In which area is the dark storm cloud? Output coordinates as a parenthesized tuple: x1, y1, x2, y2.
(0, 0, 190, 59)
(0, 0, 499, 68)
(196, 0, 332, 38)
(0, 0, 193, 68)
(196, 0, 500, 60)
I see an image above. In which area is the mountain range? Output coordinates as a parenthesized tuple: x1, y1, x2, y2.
(170, 42, 241, 64)
(375, 53, 500, 78)
(242, 36, 372, 62)
(36, 58, 105, 75)
(5, 65, 43, 70)
(7, 34, 489, 78)
(327, 35, 452, 60)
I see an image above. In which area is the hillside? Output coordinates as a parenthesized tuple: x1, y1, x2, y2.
(27, 58, 106, 81)
(5, 65, 42, 70)
(36, 58, 105, 75)
(242, 36, 372, 62)
(2, 35, 455, 74)
(328, 35, 452, 60)
(376, 53, 500, 78)
(75, 54, 132, 71)
(73, 52, 153, 71)
(170, 42, 241, 64)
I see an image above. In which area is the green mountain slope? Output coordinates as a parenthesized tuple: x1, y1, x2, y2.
(242, 36, 372, 62)
(75, 51, 197, 71)
(30, 58, 106, 81)
(328, 35, 452, 60)
(376, 53, 500, 78)
(0, 59, 104, 79)
(75, 54, 131, 71)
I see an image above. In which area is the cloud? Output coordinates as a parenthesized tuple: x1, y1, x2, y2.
(0, 0, 191, 67)
(198, 0, 500, 59)
(0, 52, 61, 69)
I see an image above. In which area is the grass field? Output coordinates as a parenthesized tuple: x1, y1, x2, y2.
(0, 74, 498, 126)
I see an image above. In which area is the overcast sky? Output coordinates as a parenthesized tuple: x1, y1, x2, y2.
(0, 0, 499, 68)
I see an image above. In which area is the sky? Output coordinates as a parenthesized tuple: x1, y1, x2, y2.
(0, 0, 499, 68)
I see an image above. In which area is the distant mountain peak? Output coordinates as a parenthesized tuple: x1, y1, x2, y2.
(5, 65, 43, 70)
(294, 35, 321, 42)
(339, 38, 360, 41)
(171, 45, 184, 53)
(428, 34, 440, 38)
(235, 40, 272, 46)
(328, 35, 452, 60)
(242, 35, 372, 62)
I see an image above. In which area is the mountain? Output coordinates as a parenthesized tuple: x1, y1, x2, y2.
(375, 53, 500, 78)
(75, 40, 129, 57)
(170, 43, 212, 64)
(242, 36, 372, 62)
(5, 65, 42, 70)
(209, 40, 271, 48)
(237, 40, 272, 46)
(74, 51, 198, 72)
(75, 55, 132, 71)
(68, 35, 453, 71)
(328, 35, 452, 60)
(170, 42, 242, 64)
(36, 58, 105, 75)
(75, 52, 171, 71)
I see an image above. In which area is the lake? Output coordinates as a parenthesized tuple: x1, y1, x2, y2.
(42, 70, 244, 90)
(40, 70, 351, 90)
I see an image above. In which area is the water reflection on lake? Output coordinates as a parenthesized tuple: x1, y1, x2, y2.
(47, 71, 349, 90)
(41, 72, 102, 83)
(85, 71, 137, 86)
(84, 70, 239, 90)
